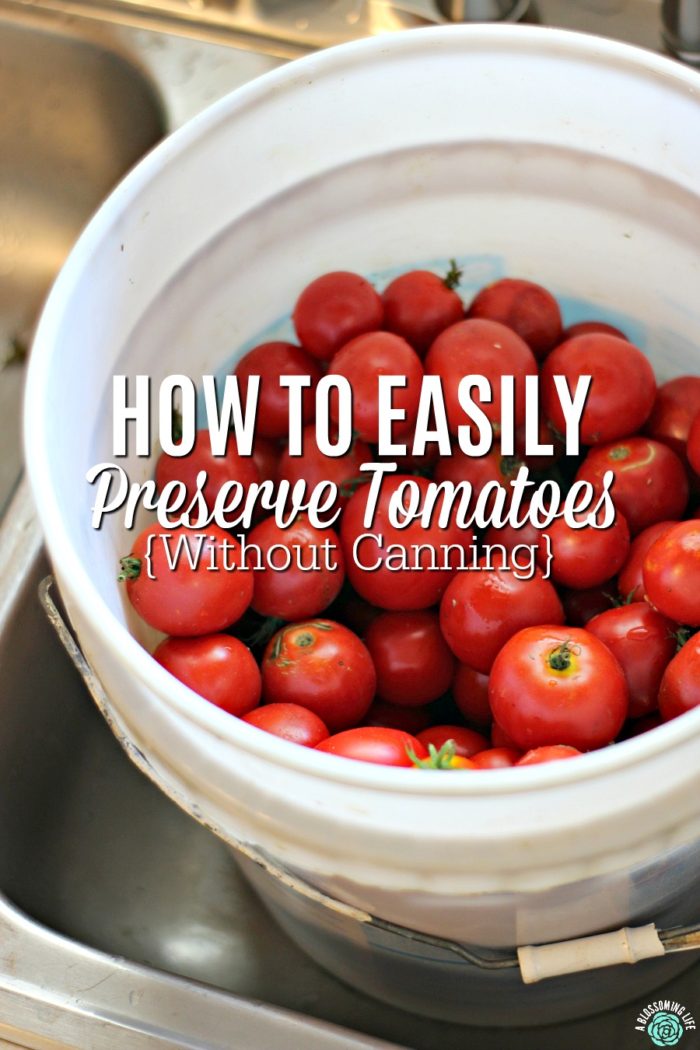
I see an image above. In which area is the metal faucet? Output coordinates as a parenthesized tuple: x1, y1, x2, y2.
(662, 0, 700, 63)
(435, 0, 531, 20)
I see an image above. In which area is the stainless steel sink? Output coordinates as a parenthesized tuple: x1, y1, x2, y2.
(2, 0, 700, 1046)
(0, 21, 164, 515)
(0, 1, 284, 519)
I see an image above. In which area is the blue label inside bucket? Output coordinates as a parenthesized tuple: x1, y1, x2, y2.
(196, 257, 647, 426)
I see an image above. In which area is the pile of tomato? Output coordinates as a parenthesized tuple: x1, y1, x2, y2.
(119, 268, 700, 771)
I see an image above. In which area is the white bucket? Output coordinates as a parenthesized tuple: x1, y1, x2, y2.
(24, 25, 700, 1025)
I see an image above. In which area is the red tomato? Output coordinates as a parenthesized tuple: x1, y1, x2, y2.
(251, 436, 280, 485)
(413, 751, 477, 770)
(361, 700, 433, 735)
(235, 341, 322, 439)
(483, 506, 544, 559)
(472, 747, 522, 769)
(243, 703, 329, 747)
(121, 524, 253, 636)
(363, 610, 455, 706)
(561, 320, 627, 341)
(248, 514, 344, 620)
(439, 561, 564, 673)
(424, 319, 538, 433)
(316, 727, 428, 767)
(340, 475, 468, 610)
(434, 446, 521, 506)
(575, 437, 688, 535)
(452, 663, 492, 727)
(644, 521, 700, 625)
(154, 634, 261, 716)
(293, 271, 383, 361)
(382, 268, 464, 356)
(491, 722, 520, 750)
(262, 620, 375, 731)
(467, 277, 562, 360)
(375, 442, 440, 475)
(659, 636, 700, 721)
(687, 412, 700, 475)
(155, 430, 259, 509)
(329, 331, 424, 444)
(540, 512, 630, 590)
(489, 626, 629, 751)
(617, 521, 678, 603)
(517, 746, 582, 766)
(645, 376, 700, 459)
(561, 584, 615, 626)
(514, 415, 562, 470)
(417, 725, 489, 758)
(277, 425, 372, 516)
(586, 603, 677, 719)
(541, 334, 656, 444)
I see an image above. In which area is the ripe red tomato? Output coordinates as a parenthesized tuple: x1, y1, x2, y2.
(154, 634, 261, 716)
(617, 520, 678, 602)
(234, 341, 322, 439)
(540, 512, 630, 590)
(243, 703, 329, 747)
(363, 610, 455, 706)
(471, 747, 522, 769)
(644, 521, 700, 625)
(517, 746, 582, 766)
(561, 584, 615, 626)
(262, 620, 375, 731)
(687, 412, 700, 475)
(586, 603, 677, 719)
(514, 415, 561, 470)
(562, 320, 627, 341)
(340, 474, 468, 610)
(541, 334, 656, 444)
(483, 505, 544, 559)
(361, 700, 433, 735)
(452, 663, 492, 727)
(417, 725, 489, 758)
(424, 318, 538, 433)
(467, 277, 562, 360)
(329, 331, 424, 443)
(434, 447, 520, 506)
(277, 425, 372, 517)
(489, 626, 629, 751)
(645, 376, 700, 459)
(491, 722, 520, 750)
(382, 268, 464, 356)
(659, 637, 700, 721)
(155, 429, 259, 509)
(293, 271, 383, 361)
(248, 514, 344, 620)
(575, 437, 688, 535)
(439, 561, 564, 673)
(121, 524, 253, 636)
(316, 727, 428, 767)
(251, 436, 280, 485)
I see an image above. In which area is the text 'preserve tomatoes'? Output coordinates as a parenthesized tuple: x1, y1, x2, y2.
(118, 264, 700, 774)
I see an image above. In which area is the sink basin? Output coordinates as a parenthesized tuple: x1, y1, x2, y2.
(0, 19, 164, 514)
